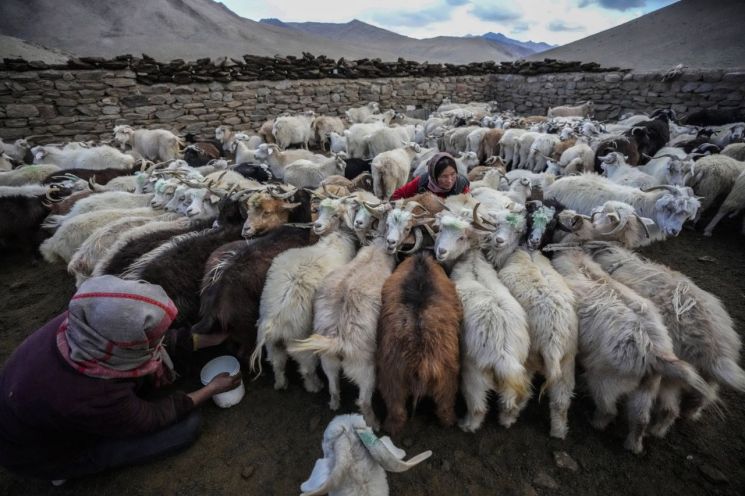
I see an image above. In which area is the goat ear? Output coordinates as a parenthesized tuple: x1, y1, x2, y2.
(300, 458, 334, 496)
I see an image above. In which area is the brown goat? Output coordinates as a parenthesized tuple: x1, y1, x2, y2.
(258, 119, 275, 144)
(468, 158, 507, 181)
(377, 252, 462, 435)
(551, 137, 578, 160)
(477, 128, 505, 163)
(193, 226, 312, 360)
(46, 190, 94, 216)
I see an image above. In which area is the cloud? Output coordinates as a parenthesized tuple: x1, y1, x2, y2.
(578, 0, 647, 11)
(445, 0, 470, 5)
(547, 20, 585, 32)
(469, 3, 522, 22)
(370, 1, 454, 27)
(511, 22, 530, 33)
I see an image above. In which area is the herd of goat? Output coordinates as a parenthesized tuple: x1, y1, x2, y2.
(1, 98, 745, 483)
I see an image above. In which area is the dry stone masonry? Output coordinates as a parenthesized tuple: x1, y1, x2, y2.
(0, 54, 743, 143)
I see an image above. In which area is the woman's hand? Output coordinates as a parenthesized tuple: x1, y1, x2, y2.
(207, 372, 242, 395)
(187, 372, 242, 406)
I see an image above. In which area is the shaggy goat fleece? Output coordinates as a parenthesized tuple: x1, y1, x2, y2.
(376, 252, 462, 435)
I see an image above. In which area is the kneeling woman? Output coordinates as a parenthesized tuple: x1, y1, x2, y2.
(391, 152, 470, 200)
(0, 275, 239, 484)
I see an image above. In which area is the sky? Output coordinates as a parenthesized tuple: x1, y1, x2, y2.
(221, 0, 678, 45)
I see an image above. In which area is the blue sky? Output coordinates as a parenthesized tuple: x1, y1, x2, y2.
(221, 0, 678, 45)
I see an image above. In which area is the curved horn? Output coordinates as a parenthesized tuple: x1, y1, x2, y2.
(322, 183, 340, 199)
(633, 214, 651, 239)
(355, 427, 432, 473)
(641, 185, 679, 194)
(268, 185, 297, 200)
(605, 212, 630, 235)
(398, 226, 424, 254)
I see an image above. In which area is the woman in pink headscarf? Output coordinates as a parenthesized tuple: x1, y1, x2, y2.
(391, 152, 470, 200)
(0, 275, 240, 485)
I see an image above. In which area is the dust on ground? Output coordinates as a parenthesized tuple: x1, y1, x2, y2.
(1, 227, 744, 496)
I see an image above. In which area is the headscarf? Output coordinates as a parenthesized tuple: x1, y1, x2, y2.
(56, 275, 179, 386)
(425, 152, 458, 194)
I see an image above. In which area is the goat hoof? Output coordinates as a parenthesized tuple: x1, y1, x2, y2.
(550, 425, 569, 439)
(458, 418, 480, 433)
(274, 378, 288, 390)
(624, 438, 645, 455)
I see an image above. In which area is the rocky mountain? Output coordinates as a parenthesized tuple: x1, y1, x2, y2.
(0, 0, 521, 63)
(528, 0, 745, 71)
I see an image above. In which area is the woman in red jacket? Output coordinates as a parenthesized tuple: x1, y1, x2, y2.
(0, 275, 239, 485)
(391, 152, 470, 200)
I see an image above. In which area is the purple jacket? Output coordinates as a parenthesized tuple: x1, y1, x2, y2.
(0, 313, 194, 472)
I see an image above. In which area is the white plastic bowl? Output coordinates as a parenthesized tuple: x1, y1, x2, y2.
(199, 355, 245, 408)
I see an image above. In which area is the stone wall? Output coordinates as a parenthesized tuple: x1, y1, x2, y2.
(0, 69, 493, 142)
(1, 65, 744, 143)
(490, 70, 745, 120)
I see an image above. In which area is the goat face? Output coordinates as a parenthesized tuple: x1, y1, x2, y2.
(313, 198, 353, 236)
(384, 209, 416, 254)
(526, 204, 556, 250)
(241, 193, 299, 238)
(185, 189, 220, 220)
(653, 188, 700, 237)
(164, 185, 189, 213)
(486, 209, 526, 250)
(729, 124, 745, 142)
(150, 179, 177, 208)
(434, 213, 472, 263)
(113, 126, 134, 147)
(667, 159, 690, 186)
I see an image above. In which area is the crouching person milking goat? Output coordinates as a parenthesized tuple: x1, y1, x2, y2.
(392, 152, 471, 200)
(0, 276, 239, 485)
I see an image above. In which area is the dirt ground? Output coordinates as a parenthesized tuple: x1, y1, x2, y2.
(1, 226, 744, 496)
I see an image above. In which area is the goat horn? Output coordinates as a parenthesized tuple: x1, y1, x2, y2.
(634, 213, 651, 239)
(321, 183, 340, 199)
(641, 185, 679, 194)
(471, 203, 497, 231)
(606, 213, 630, 235)
(398, 226, 424, 254)
(269, 186, 297, 200)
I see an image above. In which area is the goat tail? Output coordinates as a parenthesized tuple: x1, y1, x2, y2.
(712, 357, 745, 393)
(493, 359, 531, 405)
(538, 349, 563, 402)
(249, 322, 272, 376)
(287, 334, 341, 356)
(655, 355, 715, 403)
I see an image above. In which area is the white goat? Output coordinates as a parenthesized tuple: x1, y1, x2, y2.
(345, 102, 380, 124)
(113, 125, 181, 162)
(273, 113, 315, 149)
(0, 164, 60, 186)
(300, 414, 431, 496)
(329, 132, 348, 154)
(32, 144, 135, 171)
(289, 236, 395, 429)
(345, 122, 385, 159)
(550, 247, 713, 454)
(40, 207, 160, 264)
(545, 175, 700, 242)
(0, 138, 30, 162)
(284, 154, 347, 189)
(434, 211, 531, 431)
(599, 152, 659, 189)
(366, 126, 415, 158)
(547, 100, 594, 118)
(251, 210, 357, 392)
(590, 244, 744, 437)
(254, 143, 323, 180)
(371, 145, 418, 199)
